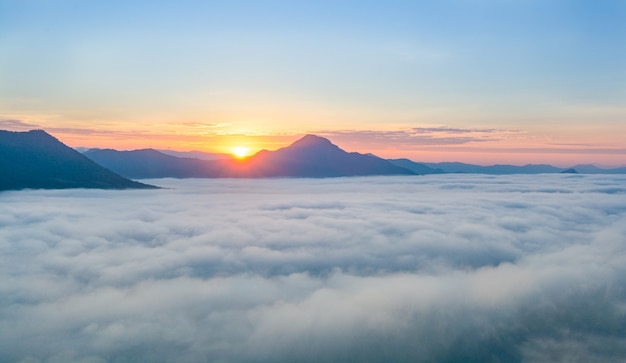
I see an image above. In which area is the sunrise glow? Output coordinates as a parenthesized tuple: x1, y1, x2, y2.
(231, 146, 250, 159)
(0, 1, 624, 167)
(2, 2, 626, 362)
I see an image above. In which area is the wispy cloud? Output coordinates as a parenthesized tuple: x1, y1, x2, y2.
(313, 126, 515, 147)
(0, 117, 283, 141)
(1, 175, 625, 362)
(412, 126, 497, 134)
(0, 119, 41, 130)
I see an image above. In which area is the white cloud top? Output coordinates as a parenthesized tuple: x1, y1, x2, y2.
(1, 175, 625, 362)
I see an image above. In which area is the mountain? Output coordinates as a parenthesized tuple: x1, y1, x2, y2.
(83, 148, 212, 179)
(157, 149, 232, 160)
(220, 134, 415, 177)
(570, 164, 626, 174)
(421, 162, 626, 174)
(423, 162, 564, 174)
(388, 159, 445, 175)
(80, 134, 626, 179)
(84, 134, 415, 178)
(0, 130, 156, 191)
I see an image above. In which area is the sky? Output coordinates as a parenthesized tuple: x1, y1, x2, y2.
(1, 175, 626, 362)
(1, 0, 625, 166)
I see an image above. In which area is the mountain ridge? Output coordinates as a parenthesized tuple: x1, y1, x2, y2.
(4, 129, 623, 189)
(392, 160, 626, 174)
(84, 135, 626, 179)
(85, 134, 415, 178)
(0, 130, 156, 190)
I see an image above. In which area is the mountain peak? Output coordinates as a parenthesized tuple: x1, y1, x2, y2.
(289, 134, 334, 148)
(0, 129, 156, 190)
(27, 129, 49, 134)
(25, 129, 55, 139)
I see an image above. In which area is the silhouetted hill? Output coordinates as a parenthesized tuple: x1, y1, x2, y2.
(570, 164, 626, 174)
(423, 162, 564, 174)
(421, 162, 626, 174)
(157, 149, 231, 160)
(209, 134, 415, 177)
(81, 134, 626, 179)
(0, 130, 156, 190)
(388, 159, 445, 175)
(83, 148, 213, 179)
(85, 135, 415, 178)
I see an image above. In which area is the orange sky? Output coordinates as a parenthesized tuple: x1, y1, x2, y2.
(1, 1, 625, 167)
(1, 110, 625, 167)
(0, 119, 615, 168)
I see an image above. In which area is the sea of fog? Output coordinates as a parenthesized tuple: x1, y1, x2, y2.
(1, 174, 625, 362)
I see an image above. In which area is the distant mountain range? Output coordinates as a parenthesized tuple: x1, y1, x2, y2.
(388, 159, 626, 175)
(2, 129, 625, 191)
(85, 135, 626, 179)
(564, 164, 626, 174)
(85, 134, 414, 178)
(0, 130, 156, 191)
(157, 149, 232, 160)
(83, 148, 212, 179)
(386, 159, 445, 174)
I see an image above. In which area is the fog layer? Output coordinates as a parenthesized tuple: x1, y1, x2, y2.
(1, 175, 625, 362)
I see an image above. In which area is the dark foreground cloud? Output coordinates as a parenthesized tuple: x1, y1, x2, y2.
(1, 175, 625, 362)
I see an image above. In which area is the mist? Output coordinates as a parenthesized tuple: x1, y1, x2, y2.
(1, 175, 625, 362)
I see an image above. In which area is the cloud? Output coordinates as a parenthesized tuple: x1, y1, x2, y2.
(313, 127, 516, 147)
(0, 118, 154, 139)
(1, 175, 625, 362)
(0, 119, 41, 130)
(411, 126, 497, 134)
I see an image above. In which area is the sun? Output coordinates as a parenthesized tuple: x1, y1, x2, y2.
(231, 146, 250, 159)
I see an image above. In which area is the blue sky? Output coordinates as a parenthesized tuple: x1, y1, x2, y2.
(1, 0, 625, 165)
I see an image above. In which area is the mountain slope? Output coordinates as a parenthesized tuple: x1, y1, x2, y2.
(83, 148, 214, 179)
(85, 135, 415, 178)
(0, 130, 155, 190)
(220, 135, 415, 177)
(394, 160, 626, 174)
(570, 164, 626, 174)
(388, 159, 445, 175)
(424, 162, 564, 174)
(157, 149, 231, 160)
